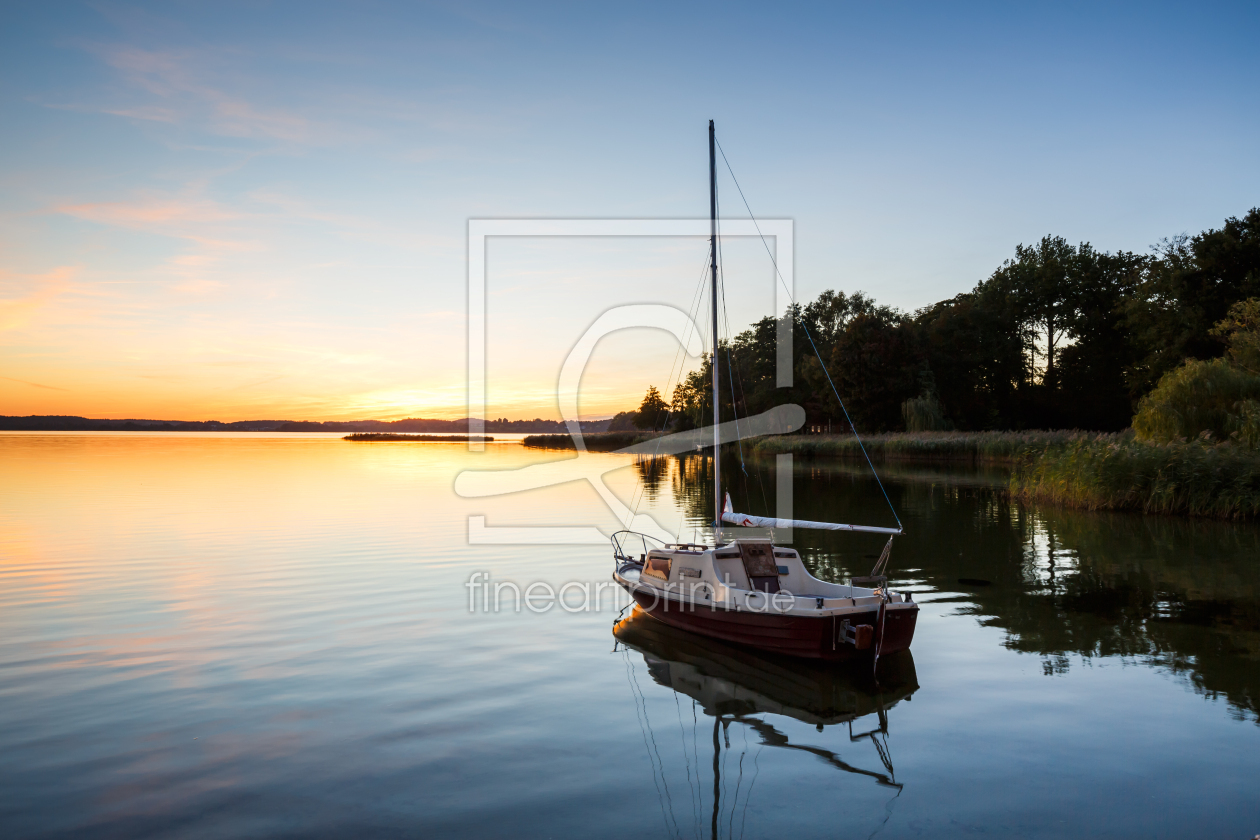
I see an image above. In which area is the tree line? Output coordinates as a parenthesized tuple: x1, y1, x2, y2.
(617, 207, 1260, 434)
(0, 415, 605, 433)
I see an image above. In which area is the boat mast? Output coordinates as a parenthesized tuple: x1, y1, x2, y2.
(709, 119, 721, 544)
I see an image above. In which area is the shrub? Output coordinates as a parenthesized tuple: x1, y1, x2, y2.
(1210, 297, 1260, 374)
(1234, 400, 1260, 449)
(606, 410, 639, 432)
(901, 394, 953, 432)
(1132, 358, 1260, 445)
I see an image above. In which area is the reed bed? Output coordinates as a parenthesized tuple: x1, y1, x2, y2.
(1010, 435, 1260, 519)
(343, 433, 493, 442)
(755, 429, 1260, 518)
(521, 431, 662, 451)
(523, 427, 1260, 518)
(750, 430, 1085, 463)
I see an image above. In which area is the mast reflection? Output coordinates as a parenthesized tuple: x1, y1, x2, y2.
(614, 605, 918, 837)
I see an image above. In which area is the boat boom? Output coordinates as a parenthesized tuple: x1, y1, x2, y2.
(720, 511, 902, 535)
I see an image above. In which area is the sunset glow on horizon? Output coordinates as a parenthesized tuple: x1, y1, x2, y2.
(3, 2, 1258, 421)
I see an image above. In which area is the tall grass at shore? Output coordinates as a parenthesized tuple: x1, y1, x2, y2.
(749, 430, 1084, 463)
(752, 428, 1260, 518)
(521, 431, 662, 451)
(1010, 435, 1260, 519)
(524, 426, 1260, 518)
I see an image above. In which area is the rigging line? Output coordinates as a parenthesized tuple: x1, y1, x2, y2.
(866, 781, 904, 840)
(719, 718, 732, 833)
(698, 283, 715, 533)
(713, 191, 761, 516)
(627, 649, 683, 839)
(711, 207, 741, 475)
(623, 647, 677, 838)
(710, 716, 721, 840)
(871, 730, 894, 781)
(705, 225, 721, 538)
(671, 689, 701, 839)
(714, 222, 770, 515)
(716, 249, 753, 513)
(720, 322, 770, 514)
(691, 699, 704, 827)
(661, 246, 715, 428)
(715, 138, 903, 532)
(726, 720, 748, 840)
(632, 251, 707, 468)
(628, 246, 712, 523)
(712, 199, 751, 509)
(636, 245, 710, 497)
(737, 729, 762, 840)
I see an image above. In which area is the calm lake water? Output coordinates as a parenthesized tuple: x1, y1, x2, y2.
(1, 433, 1258, 839)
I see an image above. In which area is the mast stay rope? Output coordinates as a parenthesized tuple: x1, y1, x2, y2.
(714, 137, 903, 534)
(715, 182, 771, 517)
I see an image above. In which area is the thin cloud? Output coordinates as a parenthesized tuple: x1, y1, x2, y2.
(0, 267, 78, 332)
(0, 377, 70, 392)
(55, 196, 261, 258)
(58, 197, 241, 228)
(85, 45, 327, 144)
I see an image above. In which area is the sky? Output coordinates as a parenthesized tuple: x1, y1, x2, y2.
(1, 1, 1258, 421)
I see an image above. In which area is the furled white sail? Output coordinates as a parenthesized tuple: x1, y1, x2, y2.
(721, 494, 901, 535)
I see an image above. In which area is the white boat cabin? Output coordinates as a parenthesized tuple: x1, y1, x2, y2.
(619, 538, 913, 618)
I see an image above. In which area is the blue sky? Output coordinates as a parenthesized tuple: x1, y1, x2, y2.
(1, 1, 1257, 419)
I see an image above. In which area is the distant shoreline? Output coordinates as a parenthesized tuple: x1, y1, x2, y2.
(0, 414, 611, 434)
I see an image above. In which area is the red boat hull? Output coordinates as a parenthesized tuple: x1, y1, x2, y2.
(630, 591, 918, 661)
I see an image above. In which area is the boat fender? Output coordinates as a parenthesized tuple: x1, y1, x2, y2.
(838, 619, 875, 650)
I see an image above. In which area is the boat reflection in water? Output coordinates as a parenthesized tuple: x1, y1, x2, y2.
(614, 605, 919, 833)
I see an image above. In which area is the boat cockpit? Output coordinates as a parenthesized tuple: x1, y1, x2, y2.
(613, 534, 913, 618)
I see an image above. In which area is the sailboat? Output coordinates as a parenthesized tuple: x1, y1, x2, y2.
(611, 121, 919, 661)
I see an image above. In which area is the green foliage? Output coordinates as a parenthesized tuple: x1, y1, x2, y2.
(669, 359, 710, 432)
(1011, 435, 1260, 519)
(969, 237, 1145, 428)
(983, 235, 1080, 390)
(605, 410, 639, 432)
(751, 429, 1260, 518)
(623, 208, 1260, 436)
(1124, 209, 1260, 394)
(1234, 400, 1260, 449)
(1210, 297, 1260, 374)
(802, 289, 889, 349)
(1132, 358, 1260, 445)
(901, 393, 952, 432)
(828, 313, 921, 432)
(633, 386, 669, 430)
(913, 292, 1024, 429)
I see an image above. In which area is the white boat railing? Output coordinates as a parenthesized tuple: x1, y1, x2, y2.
(610, 530, 664, 568)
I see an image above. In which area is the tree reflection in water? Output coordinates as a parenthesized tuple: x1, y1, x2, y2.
(657, 452, 1259, 724)
(633, 455, 669, 503)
